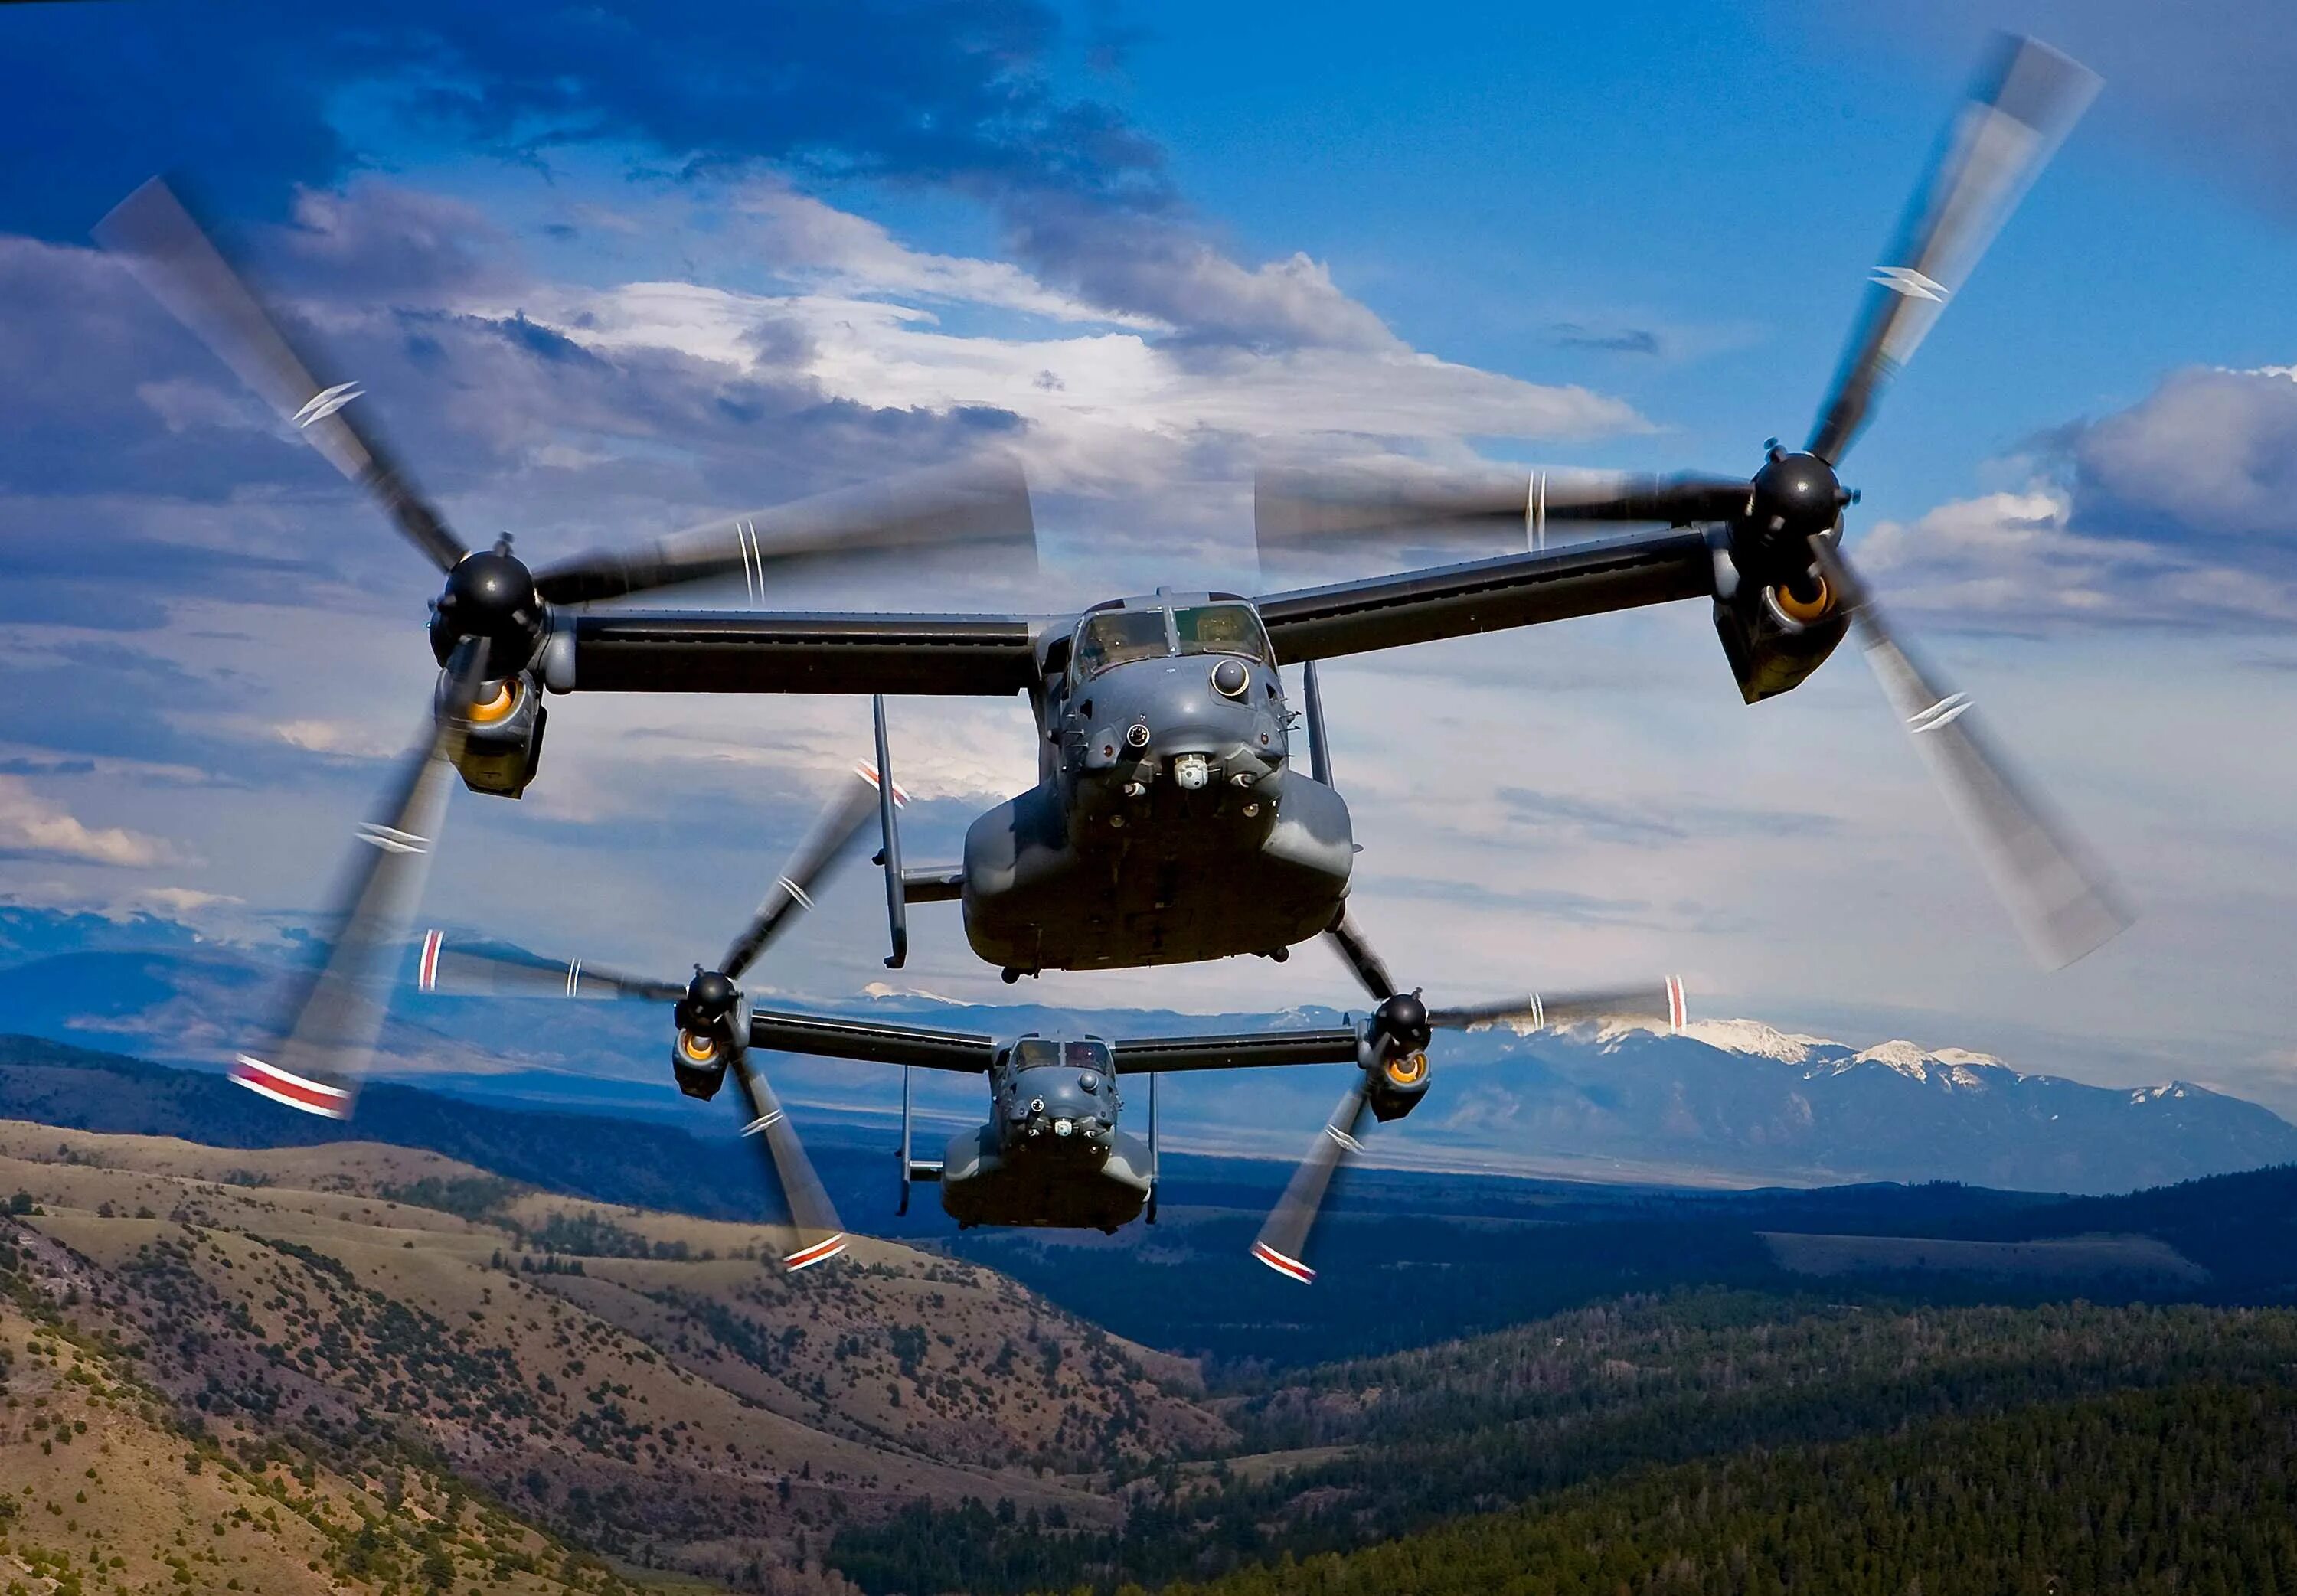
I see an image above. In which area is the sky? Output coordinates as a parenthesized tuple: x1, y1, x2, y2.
(2, 0, 2295, 1115)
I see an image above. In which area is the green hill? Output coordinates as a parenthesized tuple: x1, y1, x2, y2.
(1139, 1380, 2297, 1596)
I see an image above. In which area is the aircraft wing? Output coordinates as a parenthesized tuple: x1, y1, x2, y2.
(1253, 527, 1714, 664)
(1111, 1029, 1363, 1073)
(557, 525, 1714, 692)
(747, 1007, 999, 1072)
(560, 612, 1044, 696)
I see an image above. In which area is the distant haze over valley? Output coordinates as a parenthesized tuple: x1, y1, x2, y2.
(2, 906, 2290, 1196)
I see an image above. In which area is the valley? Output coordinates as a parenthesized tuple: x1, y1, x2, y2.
(1, 1030, 2294, 1594)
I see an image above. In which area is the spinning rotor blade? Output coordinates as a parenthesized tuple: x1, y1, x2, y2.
(727, 1049, 847, 1271)
(94, 178, 467, 573)
(230, 640, 492, 1118)
(1323, 910, 1397, 1004)
(1809, 36, 2099, 464)
(719, 762, 901, 981)
(413, 934, 685, 1004)
(530, 454, 1037, 605)
(1427, 976, 1686, 1034)
(1256, 462, 1747, 581)
(1251, 1075, 1372, 1285)
(1813, 544, 2130, 968)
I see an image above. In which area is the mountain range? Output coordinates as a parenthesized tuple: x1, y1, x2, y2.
(1, 904, 2292, 1194)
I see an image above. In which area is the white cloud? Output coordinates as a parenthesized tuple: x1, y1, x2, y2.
(0, 776, 179, 867)
(736, 178, 1167, 331)
(129, 886, 240, 916)
(272, 718, 379, 756)
(456, 180, 1642, 496)
(497, 275, 1644, 493)
(2073, 364, 2297, 547)
(1856, 483, 2297, 625)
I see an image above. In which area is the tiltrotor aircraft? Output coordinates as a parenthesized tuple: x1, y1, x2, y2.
(410, 752, 1686, 1280)
(98, 35, 2124, 1278)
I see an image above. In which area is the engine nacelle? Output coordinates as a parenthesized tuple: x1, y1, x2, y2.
(1359, 993, 1434, 1121)
(450, 671, 547, 798)
(671, 1029, 729, 1101)
(1708, 527, 1849, 705)
(671, 977, 747, 1101)
(1364, 1048, 1431, 1123)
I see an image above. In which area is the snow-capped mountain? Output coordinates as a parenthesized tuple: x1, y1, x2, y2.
(0, 904, 2290, 1196)
(1397, 1018, 2297, 1194)
(1682, 1020, 2021, 1085)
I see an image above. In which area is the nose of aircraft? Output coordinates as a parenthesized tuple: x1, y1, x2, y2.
(1085, 654, 1286, 759)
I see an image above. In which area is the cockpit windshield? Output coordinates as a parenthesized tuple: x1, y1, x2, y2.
(1076, 609, 1168, 679)
(1011, 1037, 1113, 1073)
(1173, 603, 1269, 661)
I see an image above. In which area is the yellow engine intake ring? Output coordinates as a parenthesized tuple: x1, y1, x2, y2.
(1383, 1050, 1429, 1088)
(677, 1030, 717, 1065)
(1768, 576, 1835, 626)
(466, 676, 522, 726)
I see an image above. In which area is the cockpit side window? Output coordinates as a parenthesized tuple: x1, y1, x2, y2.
(1076, 609, 1170, 680)
(1173, 603, 1270, 662)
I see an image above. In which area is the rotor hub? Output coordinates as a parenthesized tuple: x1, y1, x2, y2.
(1750, 451, 1844, 534)
(1373, 991, 1432, 1057)
(430, 547, 546, 669)
(676, 969, 740, 1034)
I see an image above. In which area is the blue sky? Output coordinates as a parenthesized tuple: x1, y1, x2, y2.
(3, 1, 2295, 1118)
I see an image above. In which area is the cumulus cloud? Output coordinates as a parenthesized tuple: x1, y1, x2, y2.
(497, 267, 1641, 489)
(271, 182, 521, 304)
(999, 197, 1402, 354)
(735, 178, 1163, 331)
(1859, 485, 2297, 626)
(1858, 367, 2297, 628)
(2070, 365, 2297, 552)
(0, 777, 179, 867)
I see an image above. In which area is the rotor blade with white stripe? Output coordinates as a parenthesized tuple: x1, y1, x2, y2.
(413, 933, 685, 1004)
(727, 1049, 847, 1272)
(718, 762, 897, 981)
(1815, 543, 2130, 968)
(1428, 977, 1688, 1034)
(93, 177, 467, 573)
(1251, 1075, 1373, 1284)
(1256, 462, 1747, 584)
(233, 640, 491, 1118)
(1808, 35, 2099, 465)
(529, 453, 1036, 606)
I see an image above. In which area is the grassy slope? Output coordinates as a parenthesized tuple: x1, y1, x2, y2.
(0, 1122, 1230, 1588)
(0, 1248, 645, 1596)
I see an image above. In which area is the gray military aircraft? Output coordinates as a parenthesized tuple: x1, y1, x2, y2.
(101, 35, 2120, 1272)
(410, 762, 1684, 1279)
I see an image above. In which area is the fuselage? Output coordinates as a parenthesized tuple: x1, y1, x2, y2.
(939, 1033, 1153, 1231)
(959, 592, 1354, 974)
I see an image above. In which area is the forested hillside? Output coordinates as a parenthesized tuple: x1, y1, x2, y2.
(830, 1294, 2297, 1594)
(1142, 1382, 2297, 1596)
